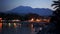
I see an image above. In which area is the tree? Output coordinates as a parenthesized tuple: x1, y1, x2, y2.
(52, 0, 60, 9)
(51, 0, 60, 34)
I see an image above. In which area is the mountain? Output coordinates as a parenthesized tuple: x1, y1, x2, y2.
(6, 6, 53, 16)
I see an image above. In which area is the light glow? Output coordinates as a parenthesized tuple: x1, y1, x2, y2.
(12, 19, 20, 22)
(36, 19, 41, 22)
(30, 18, 34, 21)
(0, 23, 2, 29)
(8, 23, 11, 27)
(28, 18, 35, 22)
(14, 23, 17, 28)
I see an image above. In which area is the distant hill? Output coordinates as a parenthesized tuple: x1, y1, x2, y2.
(4, 6, 53, 16)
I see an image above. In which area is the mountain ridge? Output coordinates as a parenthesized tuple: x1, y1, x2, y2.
(2, 6, 53, 16)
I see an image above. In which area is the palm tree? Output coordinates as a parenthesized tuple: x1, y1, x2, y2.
(51, 0, 60, 34)
(52, 0, 60, 24)
(52, 0, 60, 15)
(52, 0, 60, 9)
(51, 0, 60, 22)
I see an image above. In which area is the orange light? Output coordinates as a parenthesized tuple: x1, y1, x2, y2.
(36, 19, 41, 22)
(29, 18, 34, 22)
(14, 23, 17, 28)
(0, 23, 2, 29)
(0, 18, 2, 23)
(47, 19, 50, 22)
(0, 18, 2, 29)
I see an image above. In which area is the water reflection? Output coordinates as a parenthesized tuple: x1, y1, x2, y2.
(14, 23, 17, 28)
(2, 22, 48, 34)
(0, 23, 2, 34)
(0, 23, 2, 30)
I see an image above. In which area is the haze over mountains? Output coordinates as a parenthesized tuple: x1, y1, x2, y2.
(0, 6, 53, 16)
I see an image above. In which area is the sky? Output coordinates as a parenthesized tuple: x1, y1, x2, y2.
(0, 0, 54, 11)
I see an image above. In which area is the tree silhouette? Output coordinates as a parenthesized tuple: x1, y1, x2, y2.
(52, 0, 60, 9)
(51, 0, 60, 34)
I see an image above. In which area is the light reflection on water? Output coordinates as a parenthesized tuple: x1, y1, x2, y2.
(0, 23, 2, 34)
(2, 22, 47, 34)
(0, 23, 2, 29)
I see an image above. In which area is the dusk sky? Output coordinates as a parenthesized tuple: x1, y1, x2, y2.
(0, 0, 56, 11)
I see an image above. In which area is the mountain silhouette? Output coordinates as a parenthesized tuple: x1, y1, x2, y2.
(6, 6, 53, 16)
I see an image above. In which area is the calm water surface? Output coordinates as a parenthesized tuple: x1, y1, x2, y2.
(2, 22, 43, 34)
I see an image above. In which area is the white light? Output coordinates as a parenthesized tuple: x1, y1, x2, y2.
(39, 27, 42, 30)
(12, 20, 20, 22)
(16, 20, 20, 21)
(8, 23, 11, 27)
(30, 18, 34, 21)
